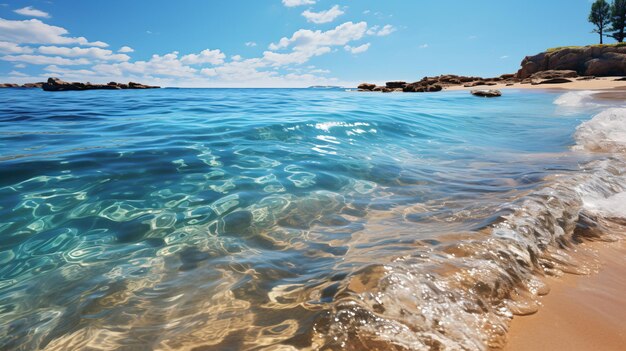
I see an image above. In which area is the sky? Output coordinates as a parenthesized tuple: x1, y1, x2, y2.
(0, 0, 608, 87)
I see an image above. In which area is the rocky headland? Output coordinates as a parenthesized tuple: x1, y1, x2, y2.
(358, 44, 626, 93)
(0, 77, 159, 91)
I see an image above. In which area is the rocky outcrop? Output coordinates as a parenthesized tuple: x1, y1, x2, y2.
(42, 77, 160, 91)
(357, 74, 520, 93)
(386, 81, 407, 89)
(471, 89, 502, 97)
(529, 70, 578, 79)
(21, 82, 44, 88)
(357, 83, 376, 90)
(0, 82, 44, 88)
(517, 45, 626, 78)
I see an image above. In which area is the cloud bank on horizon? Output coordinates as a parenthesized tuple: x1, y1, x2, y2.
(0, 2, 396, 87)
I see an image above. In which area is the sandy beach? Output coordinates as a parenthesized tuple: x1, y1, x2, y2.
(445, 76, 626, 92)
(504, 239, 626, 351)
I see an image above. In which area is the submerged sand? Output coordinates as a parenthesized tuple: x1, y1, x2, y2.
(504, 239, 626, 351)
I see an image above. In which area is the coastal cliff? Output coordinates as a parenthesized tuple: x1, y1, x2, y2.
(517, 44, 626, 78)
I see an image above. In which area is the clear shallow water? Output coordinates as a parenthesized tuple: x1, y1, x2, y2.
(0, 88, 625, 350)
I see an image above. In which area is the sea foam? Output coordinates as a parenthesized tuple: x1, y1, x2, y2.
(553, 90, 598, 108)
(574, 107, 626, 153)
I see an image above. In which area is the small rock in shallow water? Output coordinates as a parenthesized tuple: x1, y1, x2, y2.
(471, 89, 502, 97)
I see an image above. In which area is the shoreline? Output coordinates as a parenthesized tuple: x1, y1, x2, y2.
(504, 238, 626, 351)
(502, 88, 626, 350)
(444, 76, 626, 92)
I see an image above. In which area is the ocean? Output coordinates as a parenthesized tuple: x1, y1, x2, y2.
(0, 88, 625, 350)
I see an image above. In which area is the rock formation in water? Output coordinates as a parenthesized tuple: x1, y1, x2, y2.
(41, 78, 160, 91)
(517, 45, 626, 78)
(0, 82, 44, 88)
(471, 89, 502, 97)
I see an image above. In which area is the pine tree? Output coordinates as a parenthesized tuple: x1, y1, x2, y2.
(610, 0, 626, 42)
(589, 0, 611, 44)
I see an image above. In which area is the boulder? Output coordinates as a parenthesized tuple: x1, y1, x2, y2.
(42, 77, 84, 91)
(0, 83, 20, 88)
(471, 89, 502, 97)
(385, 81, 407, 89)
(21, 82, 44, 88)
(357, 83, 376, 90)
(529, 70, 578, 79)
(463, 81, 487, 87)
(128, 81, 159, 89)
(531, 78, 573, 85)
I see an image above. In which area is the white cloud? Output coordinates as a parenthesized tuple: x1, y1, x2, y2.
(269, 21, 367, 51)
(309, 68, 330, 74)
(9, 70, 27, 76)
(500, 55, 509, 59)
(180, 49, 225, 65)
(363, 10, 371, 14)
(38, 46, 130, 61)
(14, 6, 50, 18)
(44, 65, 96, 76)
(118, 46, 134, 53)
(282, 0, 315, 7)
(344, 43, 370, 54)
(13, 63, 26, 68)
(419, 43, 429, 49)
(266, 21, 367, 68)
(0, 41, 34, 54)
(263, 47, 331, 66)
(366, 24, 396, 36)
(93, 52, 197, 78)
(245, 41, 257, 47)
(231, 55, 242, 61)
(0, 18, 108, 47)
(1, 54, 90, 65)
(302, 5, 344, 24)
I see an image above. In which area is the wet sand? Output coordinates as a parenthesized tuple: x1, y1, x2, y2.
(504, 239, 626, 351)
(445, 76, 626, 91)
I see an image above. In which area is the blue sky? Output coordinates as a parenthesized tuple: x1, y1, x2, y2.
(0, 0, 607, 87)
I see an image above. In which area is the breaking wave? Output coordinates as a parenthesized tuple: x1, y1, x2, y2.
(312, 102, 626, 350)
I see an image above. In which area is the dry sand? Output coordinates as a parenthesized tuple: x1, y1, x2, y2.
(445, 76, 626, 92)
(504, 240, 626, 351)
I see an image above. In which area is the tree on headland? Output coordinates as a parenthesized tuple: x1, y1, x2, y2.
(610, 0, 626, 42)
(589, 0, 611, 44)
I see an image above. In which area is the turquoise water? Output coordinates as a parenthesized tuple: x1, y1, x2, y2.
(0, 88, 621, 350)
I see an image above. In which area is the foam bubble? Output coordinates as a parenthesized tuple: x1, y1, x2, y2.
(583, 192, 626, 219)
(574, 108, 626, 153)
